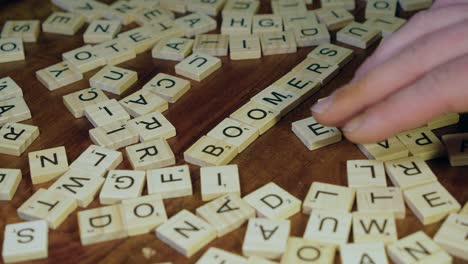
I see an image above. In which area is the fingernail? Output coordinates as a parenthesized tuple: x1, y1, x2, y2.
(311, 95, 333, 114)
(342, 115, 365, 133)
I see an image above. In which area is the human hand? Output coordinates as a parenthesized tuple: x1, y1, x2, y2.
(311, 0, 468, 144)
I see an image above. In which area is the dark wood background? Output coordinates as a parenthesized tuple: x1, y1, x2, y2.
(0, 0, 466, 263)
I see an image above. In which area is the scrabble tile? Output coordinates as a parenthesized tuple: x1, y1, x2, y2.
(315, 8, 353, 31)
(78, 205, 127, 245)
(293, 23, 330, 48)
(99, 170, 145, 204)
(244, 182, 301, 220)
(62, 45, 106, 73)
(150, 18, 186, 39)
(292, 58, 339, 85)
(197, 193, 255, 237)
(428, 113, 459, 130)
(63, 88, 109, 118)
(118, 26, 160, 54)
(197, 248, 247, 264)
(0, 37, 24, 63)
(2, 220, 48, 263)
(187, 0, 226, 16)
(357, 136, 409, 161)
(17, 188, 77, 229)
(272, 0, 308, 15)
(29, 146, 68, 185)
(106, 0, 142, 25)
(302, 182, 355, 214)
(184, 136, 237, 167)
(320, 0, 355, 11)
(127, 111, 176, 142)
(1, 20, 40, 42)
(291, 117, 342, 151)
(89, 66, 138, 95)
(119, 90, 168, 118)
(221, 15, 252, 36)
(337, 22, 381, 49)
(347, 160, 387, 189)
(0, 76, 22, 100)
(352, 212, 398, 245)
(434, 213, 468, 261)
(399, 0, 432, 11)
(252, 15, 283, 35)
(126, 138, 176, 170)
(0, 168, 21, 200)
(222, 0, 259, 17)
(89, 120, 139, 150)
(461, 202, 468, 215)
(70, 145, 122, 177)
(160, 0, 187, 13)
(442, 133, 468, 166)
(175, 13, 217, 38)
(193, 34, 229, 57)
(156, 209, 216, 257)
(356, 187, 406, 219)
(230, 101, 280, 135)
(67, 0, 108, 22)
(84, 99, 131, 127)
(270, 71, 321, 102)
(83, 19, 121, 44)
(93, 39, 136, 65)
(0, 123, 39, 156)
(388, 231, 452, 264)
(260, 31, 297, 56)
(340, 243, 389, 264)
(49, 168, 105, 207)
(282, 11, 318, 31)
(207, 118, 258, 153)
(175, 52, 222, 82)
(365, 0, 397, 19)
(42, 12, 85, 35)
(0, 97, 31, 126)
(147, 165, 192, 199)
(200, 165, 241, 201)
(403, 181, 460, 225)
(280, 237, 336, 264)
(248, 256, 278, 264)
(242, 218, 290, 259)
(120, 194, 168, 236)
(303, 210, 352, 247)
(364, 16, 406, 38)
(229, 35, 261, 60)
(307, 43, 353, 67)
(142, 73, 191, 103)
(385, 157, 437, 190)
(396, 127, 445, 160)
(134, 6, 174, 26)
(152, 37, 194, 61)
(35, 61, 83, 91)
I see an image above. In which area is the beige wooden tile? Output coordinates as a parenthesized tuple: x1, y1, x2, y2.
(268, 71, 321, 106)
(147, 165, 192, 199)
(187, 0, 226, 16)
(150, 18, 186, 40)
(120, 194, 168, 236)
(272, 0, 308, 15)
(17, 188, 77, 229)
(118, 26, 160, 54)
(197, 247, 247, 264)
(340, 243, 389, 264)
(42, 12, 85, 35)
(134, 6, 174, 26)
(357, 136, 409, 161)
(66, 0, 108, 22)
(230, 101, 280, 135)
(175, 13, 217, 38)
(307, 43, 353, 67)
(127, 111, 176, 142)
(119, 89, 168, 118)
(434, 213, 468, 261)
(356, 187, 406, 219)
(99, 170, 145, 205)
(184, 135, 237, 167)
(303, 209, 352, 247)
(84, 99, 131, 127)
(291, 116, 342, 151)
(89, 66, 138, 95)
(35, 61, 83, 91)
(229, 34, 262, 60)
(293, 22, 330, 48)
(70, 144, 122, 177)
(461, 202, 468, 215)
(93, 39, 136, 65)
(221, 15, 252, 36)
(347, 160, 387, 189)
(49, 168, 105, 207)
(243, 182, 301, 220)
(260, 31, 297, 56)
(337, 21, 381, 49)
(63, 87, 109, 118)
(403, 181, 461, 225)
(316, 8, 354, 31)
(78, 204, 127, 245)
(0, 123, 39, 156)
(156, 209, 217, 257)
(197, 193, 254, 237)
(388, 231, 452, 264)
(352, 212, 397, 245)
(2, 220, 48, 263)
(385, 157, 437, 190)
(1, 20, 40, 42)
(399, 0, 432, 11)
(200, 165, 241, 201)
(0, 168, 21, 200)
(222, 0, 259, 17)
(143, 73, 191, 103)
(280, 236, 336, 264)
(303, 182, 355, 214)
(248, 256, 278, 264)
(320, 0, 355, 11)
(193, 34, 229, 57)
(442, 133, 468, 166)
(158, 0, 186, 13)
(152, 37, 194, 61)
(89, 120, 139, 150)
(428, 113, 459, 130)
(282, 11, 318, 31)
(364, 16, 406, 38)
(242, 218, 290, 259)
(62, 45, 106, 73)
(252, 14, 283, 35)
(251, 85, 300, 117)
(105, 0, 142, 25)
(0, 76, 22, 100)
(207, 118, 259, 153)
(365, 0, 397, 19)
(126, 138, 175, 170)
(397, 127, 445, 161)
(29, 146, 68, 185)
(83, 19, 121, 44)
(0, 97, 31, 126)
(292, 58, 339, 85)
(175, 52, 222, 82)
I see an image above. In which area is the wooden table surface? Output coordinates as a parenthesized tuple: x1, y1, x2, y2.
(0, 0, 466, 263)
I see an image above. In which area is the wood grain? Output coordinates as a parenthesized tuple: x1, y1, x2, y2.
(0, 0, 466, 263)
